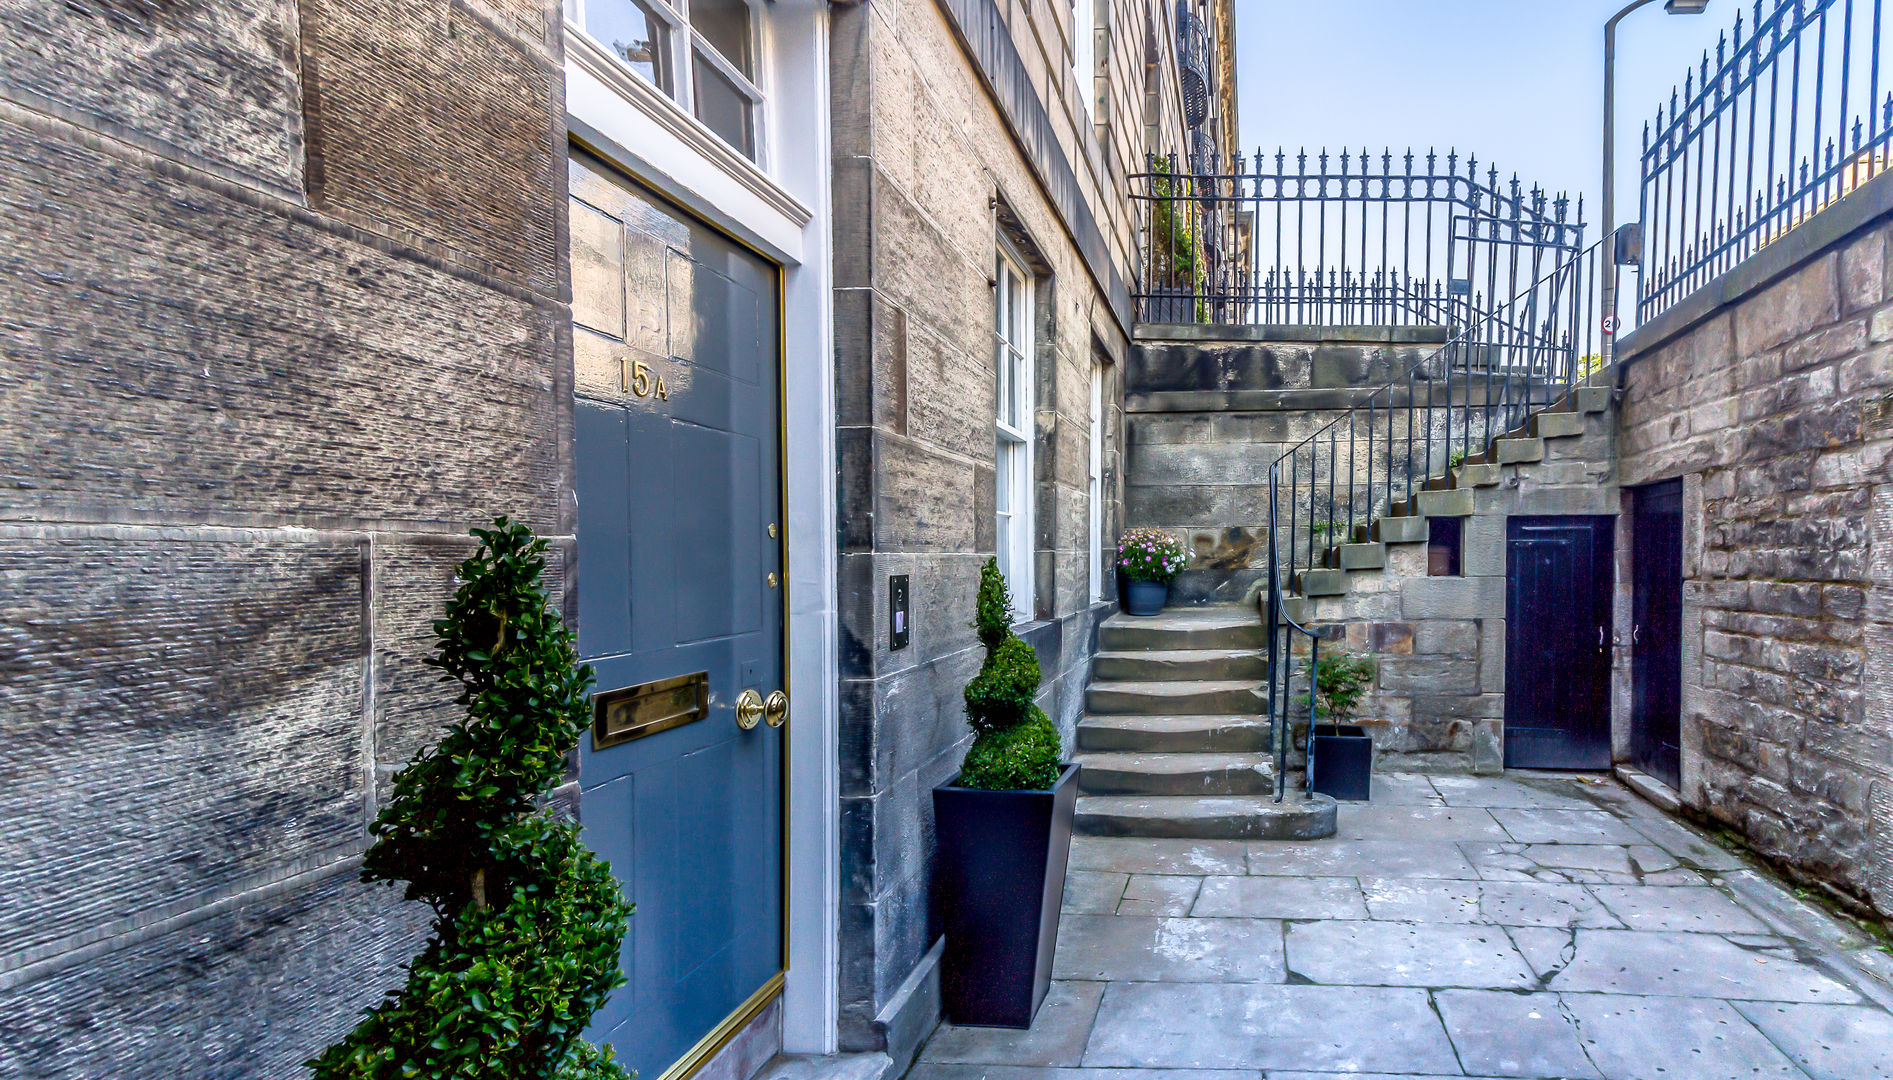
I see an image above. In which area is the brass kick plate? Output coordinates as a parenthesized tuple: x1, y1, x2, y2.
(593, 671, 709, 749)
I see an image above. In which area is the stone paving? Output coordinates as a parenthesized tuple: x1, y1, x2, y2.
(908, 772, 1893, 1080)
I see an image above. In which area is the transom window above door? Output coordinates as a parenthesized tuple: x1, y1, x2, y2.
(567, 0, 766, 162)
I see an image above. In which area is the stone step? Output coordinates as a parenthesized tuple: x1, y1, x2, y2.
(1453, 462, 1501, 488)
(1337, 542, 1385, 570)
(1571, 385, 1611, 413)
(1074, 792, 1338, 840)
(1530, 410, 1584, 439)
(1092, 648, 1265, 682)
(1495, 436, 1545, 464)
(1073, 752, 1275, 796)
(1415, 488, 1472, 517)
(1085, 679, 1264, 716)
(1279, 596, 1314, 625)
(1075, 714, 1273, 753)
(1098, 609, 1265, 651)
(1296, 568, 1348, 597)
(1373, 515, 1428, 544)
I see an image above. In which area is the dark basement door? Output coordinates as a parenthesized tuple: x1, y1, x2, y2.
(1504, 516, 1615, 769)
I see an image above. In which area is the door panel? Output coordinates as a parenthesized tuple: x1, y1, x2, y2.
(1631, 480, 1684, 789)
(1505, 516, 1614, 769)
(569, 148, 784, 1080)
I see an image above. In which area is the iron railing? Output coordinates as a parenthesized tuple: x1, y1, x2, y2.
(1132, 148, 1586, 328)
(1639, 0, 1893, 320)
(1262, 238, 1621, 794)
(1177, 0, 1211, 128)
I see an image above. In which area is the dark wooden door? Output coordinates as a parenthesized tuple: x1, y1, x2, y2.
(567, 150, 784, 1079)
(1631, 480, 1683, 789)
(1505, 516, 1614, 769)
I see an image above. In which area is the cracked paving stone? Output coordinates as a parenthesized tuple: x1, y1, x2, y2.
(921, 982, 1105, 1066)
(1360, 877, 1623, 928)
(1191, 875, 1367, 920)
(1491, 807, 1652, 845)
(1428, 773, 1601, 810)
(1464, 842, 1707, 885)
(1510, 926, 1865, 1002)
(1284, 920, 1536, 988)
(1246, 839, 1480, 879)
(1069, 837, 1247, 876)
(1434, 989, 1603, 1078)
(1332, 804, 1510, 842)
(1080, 982, 1460, 1073)
(1117, 874, 1200, 916)
(1563, 994, 1808, 1079)
(1062, 871, 1128, 915)
(1587, 884, 1772, 934)
(1052, 915, 1285, 983)
(1732, 1001, 1893, 1079)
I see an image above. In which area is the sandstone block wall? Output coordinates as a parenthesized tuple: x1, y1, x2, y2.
(0, 1, 572, 1074)
(829, 0, 1164, 1059)
(1615, 175, 1893, 916)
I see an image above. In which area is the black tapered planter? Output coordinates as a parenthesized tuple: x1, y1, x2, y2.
(1309, 723, 1372, 801)
(932, 763, 1080, 1028)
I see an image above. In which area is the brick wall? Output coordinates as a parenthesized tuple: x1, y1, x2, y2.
(0, 1, 572, 1074)
(1615, 177, 1893, 915)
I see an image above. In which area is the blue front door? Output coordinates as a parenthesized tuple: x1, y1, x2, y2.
(567, 148, 784, 1079)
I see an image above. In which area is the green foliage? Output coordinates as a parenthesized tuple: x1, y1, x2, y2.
(973, 559, 1013, 650)
(1298, 650, 1377, 724)
(1148, 158, 1202, 291)
(957, 558, 1064, 790)
(1449, 449, 1467, 470)
(311, 519, 633, 1080)
(960, 708, 1063, 792)
(963, 637, 1041, 734)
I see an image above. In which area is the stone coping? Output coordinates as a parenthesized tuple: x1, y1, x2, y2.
(1618, 166, 1893, 362)
(1132, 323, 1453, 345)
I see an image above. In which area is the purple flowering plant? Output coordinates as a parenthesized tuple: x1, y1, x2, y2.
(1117, 527, 1188, 584)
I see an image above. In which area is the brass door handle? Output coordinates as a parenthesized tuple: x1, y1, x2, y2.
(735, 689, 765, 730)
(764, 690, 788, 728)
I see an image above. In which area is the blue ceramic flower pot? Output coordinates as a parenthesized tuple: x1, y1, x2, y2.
(1122, 578, 1168, 616)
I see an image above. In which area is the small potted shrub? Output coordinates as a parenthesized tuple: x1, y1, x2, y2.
(310, 519, 633, 1080)
(932, 560, 1079, 1028)
(1300, 649, 1377, 801)
(1117, 527, 1187, 616)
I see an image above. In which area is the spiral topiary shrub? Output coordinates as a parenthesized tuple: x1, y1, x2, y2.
(956, 559, 1063, 790)
(310, 518, 633, 1080)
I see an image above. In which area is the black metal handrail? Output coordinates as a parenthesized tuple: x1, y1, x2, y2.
(1261, 239, 1620, 783)
(1132, 148, 1585, 328)
(1640, 0, 1892, 320)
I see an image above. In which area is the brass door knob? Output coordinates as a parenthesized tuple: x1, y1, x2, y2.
(735, 688, 765, 730)
(764, 689, 788, 728)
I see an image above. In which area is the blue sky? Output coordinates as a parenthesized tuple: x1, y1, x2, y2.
(1234, 0, 1740, 235)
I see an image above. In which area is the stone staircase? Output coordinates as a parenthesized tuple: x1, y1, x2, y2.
(1280, 383, 1612, 624)
(1073, 608, 1335, 840)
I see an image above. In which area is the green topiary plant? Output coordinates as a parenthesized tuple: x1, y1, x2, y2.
(310, 518, 633, 1080)
(1299, 650, 1377, 724)
(956, 559, 1062, 791)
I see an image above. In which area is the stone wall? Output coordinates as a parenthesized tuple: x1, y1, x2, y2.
(828, 0, 1171, 1063)
(1614, 170, 1893, 916)
(1124, 325, 1456, 603)
(0, 1, 572, 1075)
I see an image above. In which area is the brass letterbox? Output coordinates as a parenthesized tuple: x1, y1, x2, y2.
(592, 671, 709, 749)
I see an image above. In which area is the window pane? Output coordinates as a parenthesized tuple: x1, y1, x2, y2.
(689, 0, 753, 77)
(692, 49, 755, 157)
(585, 0, 672, 93)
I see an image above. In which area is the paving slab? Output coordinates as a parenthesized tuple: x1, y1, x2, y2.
(1191, 876, 1368, 920)
(1331, 803, 1509, 842)
(1586, 884, 1772, 934)
(1068, 837, 1248, 876)
(1052, 915, 1284, 983)
(1247, 839, 1480, 879)
(1117, 874, 1200, 916)
(920, 981, 1105, 1066)
(1491, 808, 1652, 845)
(1466, 842, 1706, 885)
(1080, 982, 1461, 1073)
(1061, 871, 1128, 915)
(908, 1068, 1260, 1080)
(1435, 989, 1603, 1078)
(1357, 771, 1444, 805)
(1428, 773, 1601, 810)
(1285, 920, 1536, 988)
(1562, 994, 1808, 1079)
(1617, 812, 1750, 871)
(1733, 1001, 1893, 1080)
(1360, 877, 1622, 929)
(1510, 926, 1865, 1002)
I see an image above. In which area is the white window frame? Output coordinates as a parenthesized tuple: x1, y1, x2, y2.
(567, 0, 771, 169)
(1088, 361, 1105, 603)
(994, 243, 1036, 623)
(1072, 0, 1096, 122)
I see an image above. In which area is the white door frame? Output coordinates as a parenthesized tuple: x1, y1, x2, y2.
(564, 0, 839, 1054)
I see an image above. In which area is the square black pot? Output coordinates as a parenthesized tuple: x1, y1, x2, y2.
(1310, 723, 1372, 801)
(931, 763, 1080, 1028)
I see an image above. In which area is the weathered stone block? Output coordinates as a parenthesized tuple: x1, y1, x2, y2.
(1401, 576, 1506, 620)
(1734, 253, 1840, 356)
(0, 536, 366, 960)
(1377, 655, 1480, 696)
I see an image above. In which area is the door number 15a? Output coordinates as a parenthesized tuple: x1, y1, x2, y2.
(622, 358, 670, 401)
